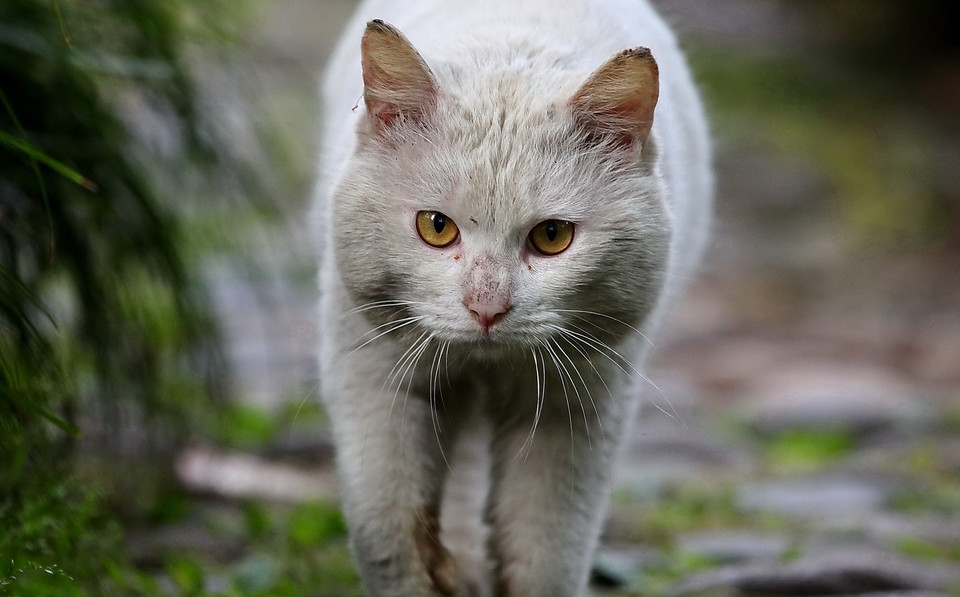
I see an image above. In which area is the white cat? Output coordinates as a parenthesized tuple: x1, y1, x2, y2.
(314, 0, 711, 595)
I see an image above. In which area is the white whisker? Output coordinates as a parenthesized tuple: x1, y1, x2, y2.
(548, 324, 632, 377)
(342, 299, 411, 316)
(517, 345, 546, 461)
(552, 322, 683, 426)
(348, 316, 424, 354)
(552, 334, 606, 446)
(386, 330, 432, 420)
(549, 337, 597, 450)
(556, 308, 655, 349)
(429, 340, 451, 469)
(542, 340, 576, 449)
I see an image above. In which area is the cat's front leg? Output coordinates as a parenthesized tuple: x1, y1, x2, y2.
(327, 382, 468, 596)
(486, 401, 627, 597)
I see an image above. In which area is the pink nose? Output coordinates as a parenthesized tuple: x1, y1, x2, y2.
(465, 300, 510, 330)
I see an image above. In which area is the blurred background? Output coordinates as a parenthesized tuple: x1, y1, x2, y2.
(1, 0, 957, 595)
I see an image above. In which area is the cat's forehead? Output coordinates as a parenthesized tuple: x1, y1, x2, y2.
(440, 65, 574, 143)
(424, 70, 586, 222)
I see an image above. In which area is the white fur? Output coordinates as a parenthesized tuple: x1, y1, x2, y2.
(314, 1, 711, 595)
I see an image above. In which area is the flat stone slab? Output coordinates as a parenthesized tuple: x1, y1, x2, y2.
(175, 445, 338, 503)
(736, 474, 898, 516)
(670, 548, 960, 597)
(676, 531, 791, 565)
(738, 360, 928, 437)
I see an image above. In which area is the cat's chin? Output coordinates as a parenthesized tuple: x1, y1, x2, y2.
(446, 333, 535, 362)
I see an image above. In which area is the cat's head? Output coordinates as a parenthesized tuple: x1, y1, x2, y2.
(332, 20, 670, 359)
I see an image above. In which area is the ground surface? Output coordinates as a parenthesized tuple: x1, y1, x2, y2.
(142, 1, 960, 595)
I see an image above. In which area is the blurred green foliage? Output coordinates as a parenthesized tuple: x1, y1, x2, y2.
(139, 500, 359, 597)
(694, 49, 948, 249)
(692, 0, 959, 251)
(1, 0, 247, 593)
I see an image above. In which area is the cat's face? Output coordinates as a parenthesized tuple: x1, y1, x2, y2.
(331, 21, 669, 360)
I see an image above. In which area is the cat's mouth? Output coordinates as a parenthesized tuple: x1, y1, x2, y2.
(445, 322, 542, 359)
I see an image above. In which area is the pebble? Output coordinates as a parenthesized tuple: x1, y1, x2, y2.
(736, 474, 895, 516)
(675, 531, 791, 565)
(592, 545, 664, 588)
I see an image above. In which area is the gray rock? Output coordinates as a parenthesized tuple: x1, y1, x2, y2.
(812, 593, 953, 597)
(616, 421, 753, 495)
(670, 548, 960, 597)
(125, 522, 245, 566)
(818, 510, 960, 546)
(591, 545, 663, 588)
(676, 531, 791, 565)
(738, 360, 927, 437)
(736, 474, 895, 516)
(175, 445, 339, 503)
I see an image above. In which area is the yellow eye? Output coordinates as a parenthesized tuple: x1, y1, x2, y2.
(529, 220, 575, 255)
(416, 211, 459, 248)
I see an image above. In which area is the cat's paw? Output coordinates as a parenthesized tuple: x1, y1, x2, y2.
(414, 512, 474, 596)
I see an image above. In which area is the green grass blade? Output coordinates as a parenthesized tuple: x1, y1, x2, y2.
(51, 0, 73, 48)
(0, 88, 58, 257)
(34, 403, 82, 437)
(0, 130, 97, 191)
(0, 265, 57, 329)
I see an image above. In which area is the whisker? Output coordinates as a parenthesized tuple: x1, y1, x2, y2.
(556, 331, 614, 399)
(341, 298, 431, 318)
(549, 337, 597, 450)
(386, 331, 432, 420)
(342, 299, 407, 315)
(429, 341, 451, 469)
(348, 315, 423, 354)
(393, 332, 436, 491)
(556, 309, 655, 349)
(552, 323, 683, 426)
(552, 334, 606, 446)
(382, 331, 428, 392)
(517, 345, 546, 461)
(542, 340, 576, 448)
(548, 324, 632, 377)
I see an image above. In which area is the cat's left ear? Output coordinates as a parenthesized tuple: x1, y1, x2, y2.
(360, 20, 438, 135)
(570, 47, 659, 151)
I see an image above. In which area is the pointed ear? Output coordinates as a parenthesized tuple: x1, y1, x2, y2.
(361, 20, 438, 134)
(570, 47, 659, 150)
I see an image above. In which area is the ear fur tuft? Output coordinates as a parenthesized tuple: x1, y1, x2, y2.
(361, 20, 438, 134)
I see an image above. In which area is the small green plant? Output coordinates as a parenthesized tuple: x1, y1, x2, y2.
(891, 537, 960, 563)
(625, 551, 719, 597)
(630, 486, 748, 544)
(218, 405, 282, 449)
(763, 429, 855, 473)
(287, 502, 349, 551)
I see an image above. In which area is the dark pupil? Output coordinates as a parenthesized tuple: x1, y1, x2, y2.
(544, 221, 557, 241)
(433, 213, 446, 234)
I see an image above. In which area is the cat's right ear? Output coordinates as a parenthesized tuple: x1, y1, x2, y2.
(570, 47, 660, 153)
(360, 20, 438, 136)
